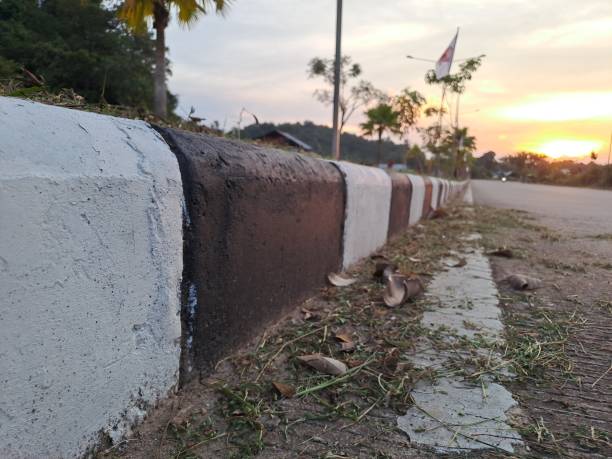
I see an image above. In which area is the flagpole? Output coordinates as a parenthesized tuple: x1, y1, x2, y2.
(436, 86, 446, 177)
(331, 0, 343, 160)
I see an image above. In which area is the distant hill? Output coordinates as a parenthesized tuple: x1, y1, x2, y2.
(241, 121, 406, 165)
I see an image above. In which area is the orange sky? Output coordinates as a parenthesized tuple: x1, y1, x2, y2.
(165, 0, 612, 163)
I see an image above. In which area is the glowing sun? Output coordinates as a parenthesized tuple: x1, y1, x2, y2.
(532, 139, 602, 159)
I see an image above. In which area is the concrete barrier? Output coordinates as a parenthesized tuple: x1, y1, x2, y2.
(422, 177, 434, 218)
(0, 98, 183, 458)
(407, 174, 426, 225)
(0, 99, 470, 455)
(158, 128, 345, 375)
(387, 172, 413, 239)
(431, 178, 441, 210)
(331, 161, 392, 269)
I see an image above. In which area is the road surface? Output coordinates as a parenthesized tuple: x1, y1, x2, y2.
(471, 179, 612, 236)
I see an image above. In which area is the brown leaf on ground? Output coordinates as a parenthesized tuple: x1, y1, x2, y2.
(404, 277, 424, 299)
(297, 354, 348, 376)
(505, 273, 542, 290)
(383, 274, 408, 307)
(335, 334, 356, 352)
(272, 381, 296, 398)
(334, 333, 352, 343)
(383, 274, 424, 307)
(487, 247, 514, 258)
(327, 272, 357, 287)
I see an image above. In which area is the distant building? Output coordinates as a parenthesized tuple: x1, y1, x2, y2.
(252, 129, 313, 152)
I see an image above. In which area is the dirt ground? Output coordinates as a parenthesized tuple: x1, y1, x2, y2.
(97, 203, 611, 459)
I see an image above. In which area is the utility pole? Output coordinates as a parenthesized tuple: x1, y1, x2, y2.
(331, 0, 342, 160)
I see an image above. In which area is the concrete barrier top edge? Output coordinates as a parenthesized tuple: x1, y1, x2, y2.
(0, 97, 180, 181)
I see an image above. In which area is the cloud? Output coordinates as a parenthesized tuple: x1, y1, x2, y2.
(496, 92, 612, 122)
(513, 17, 612, 48)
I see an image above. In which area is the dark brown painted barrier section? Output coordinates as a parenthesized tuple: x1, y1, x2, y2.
(436, 180, 444, 208)
(422, 177, 433, 217)
(158, 128, 345, 376)
(387, 173, 412, 239)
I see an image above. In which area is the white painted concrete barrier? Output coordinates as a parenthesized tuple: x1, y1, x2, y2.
(431, 178, 441, 210)
(332, 161, 392, 269)
(407, 174, 426, 225)
(0, 98, 183, 458)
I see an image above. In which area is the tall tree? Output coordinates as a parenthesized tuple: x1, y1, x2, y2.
(360, 103, 402, 166)
(0, 0, 162, 109)
(308, 55, 381, 153)
(118, 0, 231, 118)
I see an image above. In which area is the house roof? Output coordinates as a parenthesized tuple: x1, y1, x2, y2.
(253, 129, 313, 151)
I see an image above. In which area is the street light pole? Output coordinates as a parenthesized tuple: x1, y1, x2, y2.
(331, 0, 342, 160)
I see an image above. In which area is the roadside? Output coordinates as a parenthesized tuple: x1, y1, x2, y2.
(473, 206, 612, 458)
(100, 202, 506, 459)
(99, 198, 611, 459)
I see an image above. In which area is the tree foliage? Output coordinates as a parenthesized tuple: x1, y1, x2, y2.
(0, 0, 173, 111)
(425, 55, 485, 95)
(361, 103, 402, 165)
(307, 55, 382, 132)
(118, 0, 231, 117)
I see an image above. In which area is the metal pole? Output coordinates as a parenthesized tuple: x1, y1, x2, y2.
(607, 131, 612, 184)
(331, 0, 342, 160)
(607, 131, 611, 167)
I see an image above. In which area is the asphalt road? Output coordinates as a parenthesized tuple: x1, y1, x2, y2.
(471, 179, 612, 236)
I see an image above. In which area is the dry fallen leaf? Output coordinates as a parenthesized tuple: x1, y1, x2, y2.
(272, 381, 296, 398)
(297, 354, 347, 376)
(408, 257, 421, 263)
(505, 274, 542, 290)
(404, 277, 424, 299)
(327, 272, 357, 287)
(334, 333, 356, 352)
(383, 274, 424, 307)
(383, 274, 409, 307)
(487, 247, 514, 258)
(334, 333, 352, 343)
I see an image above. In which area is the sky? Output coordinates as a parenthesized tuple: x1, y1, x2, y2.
(164, 0, 612, 162)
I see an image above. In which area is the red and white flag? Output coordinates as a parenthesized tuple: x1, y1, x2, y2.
(435, 31, 458, 79)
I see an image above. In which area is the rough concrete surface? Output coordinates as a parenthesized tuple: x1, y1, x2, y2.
(332, 161, 391, 269)
(399, 241, 523, 453)
(398, 378, 522, 454)
(407, 174, 425, 225)
(0, 98, 183, 458)
(159, 129, 344, 375)
(387, 172, 412, 239)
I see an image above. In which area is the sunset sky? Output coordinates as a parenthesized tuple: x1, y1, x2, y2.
(165, 0, 612, 162)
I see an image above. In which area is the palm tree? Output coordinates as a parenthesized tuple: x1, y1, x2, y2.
(118, 0, 230, 118)
(447, 127, 476, 178)
(360, 103, 402, 166)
